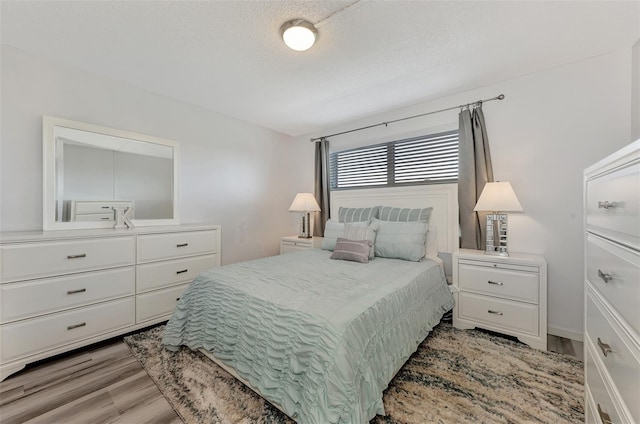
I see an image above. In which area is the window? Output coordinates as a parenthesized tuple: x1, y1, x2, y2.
(329, 130, 458, 190)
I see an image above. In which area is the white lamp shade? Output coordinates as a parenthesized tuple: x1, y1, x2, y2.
(474, 182, 523, 212)
(281, 19, 317, 51)
(289, 193, 321, 212)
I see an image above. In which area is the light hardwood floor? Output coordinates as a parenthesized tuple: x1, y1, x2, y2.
(0, 331, 581, 424)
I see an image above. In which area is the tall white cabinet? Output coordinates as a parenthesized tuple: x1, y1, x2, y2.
(0, 224, 220, 381)
(583, 139, 639, 424)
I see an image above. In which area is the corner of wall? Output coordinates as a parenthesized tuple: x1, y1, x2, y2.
(632, 38, 640, 141)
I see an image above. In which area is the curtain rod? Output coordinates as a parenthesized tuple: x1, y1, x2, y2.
(309, 94, 505, 142)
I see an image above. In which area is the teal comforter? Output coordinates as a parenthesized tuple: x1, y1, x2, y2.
(162, 249, 454, 424)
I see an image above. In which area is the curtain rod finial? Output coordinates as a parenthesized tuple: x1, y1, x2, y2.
(497, 94, 505, 100)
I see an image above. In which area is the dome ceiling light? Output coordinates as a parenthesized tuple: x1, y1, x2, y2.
(280, 19, 318, 52)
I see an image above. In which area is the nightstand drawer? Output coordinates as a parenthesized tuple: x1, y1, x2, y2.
(458, 262, 539, 303)
(458, 292, 538, 335)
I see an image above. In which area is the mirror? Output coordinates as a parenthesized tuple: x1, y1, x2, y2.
(43, 116, 180, 230)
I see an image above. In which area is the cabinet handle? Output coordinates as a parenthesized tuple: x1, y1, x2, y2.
(176, 243, 189, 248)
(597, 201, 617, 209)
(597, 269, 613, 284)
(67, 322, 86, 330)
(597, 337, 612, 357)
(101, 217, 110, 220)
(488, 280, 503, 286)
(488, 310, 503, 316)
(67, 254, 86, 259)
(176, 269, 188, 274)
(101, 206, 110, 209)
(597, 404, 612, 424)
(67, 288, 87, 295)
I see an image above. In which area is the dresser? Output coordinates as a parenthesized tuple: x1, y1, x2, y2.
(452, 249, 547, 350)
(583, 139, 639, 424)
(279, 235, 323, 254)
(0, 224, 220, 381)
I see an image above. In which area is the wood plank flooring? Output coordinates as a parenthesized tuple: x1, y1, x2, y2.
(0, 332, 581, 424)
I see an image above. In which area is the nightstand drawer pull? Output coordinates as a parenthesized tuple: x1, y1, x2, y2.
(487, 280, 503, 286)
(597, 269, 613, 284)
(597, 404, 612, 424)
(67, 254, 87, 259)
(176, 243, 189, 248)
(597, 337, 612, 357)
(176, 269, 188, 274)
(597, 200, 617, 210)
(66, 288, 87, 295)
(67, 322, 86, 331)
(488, 310, 504, 316)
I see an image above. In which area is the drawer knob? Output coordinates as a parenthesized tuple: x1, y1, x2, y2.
(67, 288, 87, 295)
(488, 280, 504, 286)
(597, 269, 613, 284)
(67, 322, 87, 331)
(597, 200, 617, 210)
(176, 243, 189, 248)
(488, 310, 504, 316)
(67, 254, 87, 259)
(176, 269, 188, 274)
(597, 337, 612, 357)
(176, 297, 181, 301)
(597, 404, 612, 424)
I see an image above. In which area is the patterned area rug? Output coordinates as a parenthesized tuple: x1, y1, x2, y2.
(123, 323, 583, 424)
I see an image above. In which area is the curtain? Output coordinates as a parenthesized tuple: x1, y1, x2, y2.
(313, 138, 331, 237)
(458, 104, 494, 250)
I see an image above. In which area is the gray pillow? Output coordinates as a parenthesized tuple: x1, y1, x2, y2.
(321, 219, 345, 251)
(337, 206, 379, 223)
(378, 206, 433, 223)
(330, 238, 373, 263)
(343, 221, 378, 259)
(372, 218, 428, 262)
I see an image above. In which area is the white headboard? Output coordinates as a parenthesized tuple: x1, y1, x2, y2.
(330, 184, 458, 254)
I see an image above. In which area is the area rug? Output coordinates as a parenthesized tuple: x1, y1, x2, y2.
(123, 323, 584, 424)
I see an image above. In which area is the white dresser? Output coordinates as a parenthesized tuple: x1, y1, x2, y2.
(452, 249, 547, 350)
(583, 139, 639, 424)
(0, 224, 220, 381)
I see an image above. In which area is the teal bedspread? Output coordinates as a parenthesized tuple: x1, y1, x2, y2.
(162, 249, 455, 424)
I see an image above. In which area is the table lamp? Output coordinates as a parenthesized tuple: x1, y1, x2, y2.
(289, 193, 321, 238)
(473, 182, 523, 257)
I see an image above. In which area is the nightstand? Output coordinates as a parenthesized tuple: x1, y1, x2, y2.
(280, 236, 323, 254)
(452, 249, 547, 350)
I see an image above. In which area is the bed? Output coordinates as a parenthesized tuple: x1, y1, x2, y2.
(162, 185, 458, 423)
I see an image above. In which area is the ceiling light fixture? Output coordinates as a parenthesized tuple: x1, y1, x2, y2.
(280, 19, 317, 51)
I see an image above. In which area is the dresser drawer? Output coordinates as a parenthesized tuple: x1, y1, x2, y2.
(586, 233, 640, 335)
(136, 254, 217, 292)
(585, 343, 623, 424)
(1, 297, 135, 362)
(586, 161, 640, 250)
(72, 201, 133, 215)
(137, 230, 217, 263)
(0, 237, 135, 282)
(74, 213, 114, 222)
(586, 291, 640, 422)
(458, 262, 539, 303)
(0, 267, 134, 323)
(458, 292, 538, 335)
(136, 283, 189, 323)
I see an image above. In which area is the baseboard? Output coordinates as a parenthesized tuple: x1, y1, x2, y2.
(548, 325, 584, 342)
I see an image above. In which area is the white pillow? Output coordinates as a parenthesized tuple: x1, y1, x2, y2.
(321, 219, 344, 251)
(372, 218, 428, 262)
(343, 221, 378, 259)
(425, 221, 439, 257)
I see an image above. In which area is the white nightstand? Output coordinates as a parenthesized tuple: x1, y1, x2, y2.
(452, 249, 547, 350)
(280, 236, 323, 254)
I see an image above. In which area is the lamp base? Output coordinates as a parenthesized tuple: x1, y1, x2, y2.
(484, 213, 509, 257)
(298, 212, 313, 239)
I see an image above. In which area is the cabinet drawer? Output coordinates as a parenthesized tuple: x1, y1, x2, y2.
(136, 254, 217, 292)
(585, 343, 623, 424)
(586, 291, 640, 422)
(136, 283, 189, 323)
(0, 237, 135, 282)
(0, 267, 134, 323)
(0, 297, 135, 362)
(586, 161, 640, 250)
(458, 292, 538, 335)
(137, 230, 217, 263)
(586, 233, 640, 335)
(458, 263, 539, 303)
(74, 213, 114, 222)
(73, 201, 133, 215)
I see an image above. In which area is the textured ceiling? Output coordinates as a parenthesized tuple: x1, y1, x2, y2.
(1, 1, 639, 136)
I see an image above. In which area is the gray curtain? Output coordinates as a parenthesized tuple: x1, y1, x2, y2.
(458, 104, 494, 250)
(313, 138, 330, 237)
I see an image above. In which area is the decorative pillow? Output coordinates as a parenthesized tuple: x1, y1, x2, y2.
(337, 206, 379, 223)
(372, 218, 428, 262)
(321, 219, 345, 251)
(378, 206, 433, 223)
(330, 238, 373, 263)
(343, 221, 379, 259)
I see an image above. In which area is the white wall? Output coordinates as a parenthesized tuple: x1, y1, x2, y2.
(291, 49, 633, 340)
(632, 38, 640, 140)
(0, 46, 298, 265)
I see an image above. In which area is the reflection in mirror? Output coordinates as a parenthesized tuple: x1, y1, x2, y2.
(43, 116, 180, 230)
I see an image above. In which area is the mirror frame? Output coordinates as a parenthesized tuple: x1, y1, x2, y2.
(43, 116, 181, 230)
